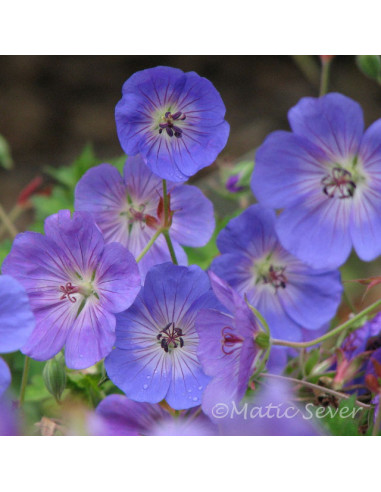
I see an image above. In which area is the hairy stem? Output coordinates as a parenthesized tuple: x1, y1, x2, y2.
(163, 230, 178, 265)
(0, 203, 18, 239)
(272, 298, 381, 349)
(162, 180, 178, 265)
(19, 355, 31, 406)
(136, 229, 162, 263)
(372, 401, 381, 435)
(319, 59, 331, 96)
(260, 373, 371, 409)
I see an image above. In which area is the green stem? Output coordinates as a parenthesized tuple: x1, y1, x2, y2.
(136, 229, 163, 263)
(163, 230, 178, 265)
(19, 355, 30, 406)
(260, 373, 371, 409)
(372, 400, 381, 436)
(272, 297, 381, 349)
(162, 179, 178, 265)
(0, 203, 18, 239)
(319, 59, 331, 97)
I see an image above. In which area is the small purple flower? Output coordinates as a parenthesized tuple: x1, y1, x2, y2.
(210, 204, 343, 341)
(0, 274, 35, 395)
(252, 93, 381, 269)
(343, 312, 381, 359)
(2, 210, 141, 369)
(196, 272, 262, 414)
(75, 154, 215, 278)
(92, 394, 217, 436)
(115, 66, 230, 182)
(226, 174, 244, 193)
(105, 263, 219, 410)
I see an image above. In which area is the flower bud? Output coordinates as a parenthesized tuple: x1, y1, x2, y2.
(43, 354, 67, 401)
(255, 331, 270, 350)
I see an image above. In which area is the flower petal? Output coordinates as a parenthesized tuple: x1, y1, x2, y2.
(165, 347, 210, 410)
(0, 275, 35, 353)
(96, 242, 140, 313)
(252, 131, 328, 208)
(276, 195, 352, 269)
(0, 358, 11, 397)
(105, 346, 172, 404)
(65, 301, 116, 369)
(170, 184, 215, 247)
(288, 93, 363, 160)
(278, 267, 342, 330)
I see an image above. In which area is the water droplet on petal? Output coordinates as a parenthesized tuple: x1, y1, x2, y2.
(192, 397, 198, 402)
(143, 384, 148, 390)
(198, 386, 203, 390)
(187, 388, 192, 393)
(146, 375, 151, 380)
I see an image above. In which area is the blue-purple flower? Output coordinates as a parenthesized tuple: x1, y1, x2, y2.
(210, 204, 343, 341)
(105, 263, 219, 410)
(216, 379, 324, 436)
(91, 394, 217, 436)
(2, 210, 140, 369)
(0, 274, 35, 395)
(115, 66, 230, 182)
(251, 93, 381, 269)
(0, 399, 21, 436)
(74, 154, 215, 278)
(196, 272, 263, 414)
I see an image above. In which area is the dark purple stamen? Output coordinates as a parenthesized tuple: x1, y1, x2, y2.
(59, 282, 79, 303)
(221, 326, 243, 355)
(321, 167, 356, 199)
(158, 111, 186, 139)
(157, 322, 184, 352)
(262, 265, 287, 290)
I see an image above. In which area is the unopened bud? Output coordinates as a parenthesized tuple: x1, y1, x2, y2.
(43, 354, 67, 401)
(255, 331, 270, 350)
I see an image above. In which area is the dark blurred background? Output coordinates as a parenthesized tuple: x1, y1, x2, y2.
(1, 55, 381, 208)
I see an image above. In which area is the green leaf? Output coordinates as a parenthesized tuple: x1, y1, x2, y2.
(356, 55, 381, 82)
(0, 134, 13, 170)
(305, 349, 320, 376)
(184, 210, 241, 269)
(0, 239, 12, 269)
(312, 395, 365, 436)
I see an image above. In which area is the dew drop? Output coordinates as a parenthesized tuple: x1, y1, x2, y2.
(192, 397, 198, 402)
(146, 375, 151, 380)
(198, 386, 203, 390)
(143, 384, 148, 390)
(187, 388, 192, 393)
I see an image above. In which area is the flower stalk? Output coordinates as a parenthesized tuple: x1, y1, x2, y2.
(272, 297, 381, 349)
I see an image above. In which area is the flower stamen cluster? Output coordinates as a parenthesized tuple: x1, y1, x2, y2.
(158, 111, 186, 138)
(321, 167, 357, 199)
(157, 322, 185, 352)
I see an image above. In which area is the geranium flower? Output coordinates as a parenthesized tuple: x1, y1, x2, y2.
(251, 92, 381, 268)
(2, 210, 140, 369)
(115, 66, 230, 182)
(91, 394, 217, 436)
(210, 204, 343, 341)
(105, 263, 219, 410)
(0, 274, 35, 396)
(195, 272, 263, 414)
(74, 154, 214, 278)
